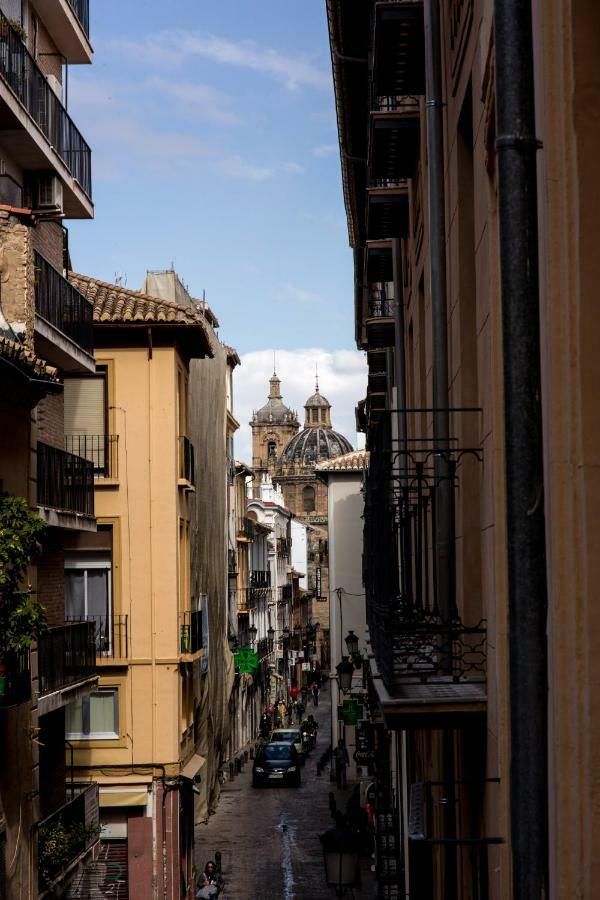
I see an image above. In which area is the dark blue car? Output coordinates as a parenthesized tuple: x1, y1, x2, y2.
(252, 741, 301, 788)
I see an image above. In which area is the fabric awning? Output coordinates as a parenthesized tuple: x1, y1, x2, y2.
(180, 753, 207, 781)
(99, 789, 148, 808)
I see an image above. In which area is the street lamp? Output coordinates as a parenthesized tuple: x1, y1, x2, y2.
(248, 623, 257, 645)
(267, 625, 274, 651)
(320, 824, 360, 896)
(344, 630, 359, 657)
(335, 657, 354, 693)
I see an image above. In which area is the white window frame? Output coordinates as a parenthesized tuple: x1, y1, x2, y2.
(65, 555, 112, 654)
(66, 687, 119, 741)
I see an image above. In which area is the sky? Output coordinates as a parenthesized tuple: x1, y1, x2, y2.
(67, 0, 367, 458)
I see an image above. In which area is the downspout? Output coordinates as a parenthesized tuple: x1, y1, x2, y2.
(494, 2, 549, 897)
(424, 6, 456, 899)
(392, 238, 407, 476)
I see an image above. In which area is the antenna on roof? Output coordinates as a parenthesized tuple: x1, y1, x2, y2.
(115, 272, 127, 287)
(315, 361, 319, 392)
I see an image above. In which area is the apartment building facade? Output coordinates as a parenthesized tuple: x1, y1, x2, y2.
(328, 1, 600, 898)
(0, 2, 100, 897)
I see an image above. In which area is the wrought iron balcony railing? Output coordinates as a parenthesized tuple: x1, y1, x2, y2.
(64, 434, 118, 479)
(38, 622, 96, 697)
(280, 584, 293, 602)
(38, 782, 99, 891)
(37, 442, 95, 517)
(256, 637, 272, 657)
(179, 435, 195, 486)
(277, 538, 292, 557)
(68, 0, 90, 36)
(35, 252, 93, 353)
(238, 516, 256, 541)
(368, 298, 396, 318)
(65, 614, 128, 659)
(250, 570, 271, 588)
(0, 11, 92, 197)
(373, 94, 421, 114)
(180, 609, 203, 655)
(0, 649, 30, 708)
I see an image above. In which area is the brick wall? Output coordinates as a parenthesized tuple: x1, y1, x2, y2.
(0, 216, 35, 345)
(31, 222, 64, 271)
(36, 392, 64, 451)
(37, 534, 65, 627)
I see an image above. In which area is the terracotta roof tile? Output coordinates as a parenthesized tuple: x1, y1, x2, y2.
(316, 449, 369, 473)
(0, 334, 59, 382)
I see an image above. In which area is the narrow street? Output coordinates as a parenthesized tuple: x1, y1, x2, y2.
(195, 687, 374, 900)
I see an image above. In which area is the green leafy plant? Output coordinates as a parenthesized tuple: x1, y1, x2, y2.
(38, 818, 100, 887)
(0, 494, 47, 656)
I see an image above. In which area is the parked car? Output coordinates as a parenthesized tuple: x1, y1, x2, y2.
(252, 742, 301, 788)
(271, 728, 307, 763)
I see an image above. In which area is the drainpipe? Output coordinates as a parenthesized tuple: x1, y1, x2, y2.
(494, 2, 549, 897)
(424, 5, 456, 898)
(392, 238, 408, 478)
(423, 0, 451, 620)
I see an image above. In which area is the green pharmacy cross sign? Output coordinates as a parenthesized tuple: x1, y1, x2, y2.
(338, 699, 364, 726)
(234, 648, 259, 674)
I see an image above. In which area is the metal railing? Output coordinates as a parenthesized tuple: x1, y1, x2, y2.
(37, 442, 95, 516)
(281, 584, 293, 602)
(38, 782, 99, 891)
(37, 622, 96, 696)
(179, 435, 195, 485)
(64, 434, 118, 479)
(34, 252, 93, 352)
(232, 587, 272, 612)
(373, 93, 421, 113)
(65, 614, 128, 659)
(68, 0, 90, 36)
(277, 538, 292, 557)
(0, 649, 30, 708)
(256, 637, 272, 657)
(228, 549, 237, 575)
(368, 298, 396, 318)
(238, 516, 256, 540)
(0, 11, 92, 197)
(250, 570, 271, 588)
(180, 609, 203, 654)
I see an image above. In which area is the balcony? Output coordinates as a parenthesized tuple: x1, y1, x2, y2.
(367, 179, 409, 241)
(66, 614, 128, 660)
(178, 435, 196, 488)
(237, 516, 256, 542)
(250, 570, 271, 588)
(369, 94, 421, 183)
(37, 442, 95, 529)
(29, 0, 92, 64)
(277, 537, 292, 558)
(37, 621, 97, 714)
(65, 435, 119, 480)
(34, 252, 94, 372)
(0, 11, 92, 216)
(180, 610, 203, 656)
(280, 584, 293, 603)
(38, 782, 99, 893)
(367, 296, 395, 319)
(256, 637, 272, 657)
(0, 649, 31, 708)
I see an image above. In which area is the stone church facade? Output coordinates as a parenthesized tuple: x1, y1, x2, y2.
(250, 372, 352, 632)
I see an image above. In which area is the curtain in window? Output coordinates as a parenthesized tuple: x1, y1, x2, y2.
(65, 698, 83, 734)
(89, 691, 117, 734)
(65, 570, 85, 619)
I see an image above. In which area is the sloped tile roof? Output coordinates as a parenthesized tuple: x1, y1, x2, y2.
(316, 449, 369, 472)
(0, 334, 59, 382)
(70, 273, 209, 327)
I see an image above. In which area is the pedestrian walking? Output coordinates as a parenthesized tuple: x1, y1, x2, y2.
(333, 738, 350, 789)
(311, 681, 320, 707)
(294, 701, 305, 724)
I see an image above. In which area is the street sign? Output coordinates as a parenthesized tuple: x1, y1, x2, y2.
(301, 662, 311, 671)
(316, 567, 321, 598)
(234, 648, 259, 674)
(338, 699, 364, 726)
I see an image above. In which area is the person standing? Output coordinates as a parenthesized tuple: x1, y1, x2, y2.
(333, 738, 350, 789)
(311, 681, 320, 707)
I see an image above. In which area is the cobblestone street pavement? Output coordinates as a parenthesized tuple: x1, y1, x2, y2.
(195, 686, 374, 900)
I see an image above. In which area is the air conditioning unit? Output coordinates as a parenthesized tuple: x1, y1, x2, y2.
(33, 174, 63, 213)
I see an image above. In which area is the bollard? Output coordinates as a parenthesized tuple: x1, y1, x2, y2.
(234, 758, 240, 774)
(215, 851, 222, 874)
(244, 750, 249, 762)
(229, 761, 235, 780)
(250, 747, 254, 760)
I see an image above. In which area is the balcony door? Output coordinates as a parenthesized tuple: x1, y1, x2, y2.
(64, 368, 107, 474)
(65, 555, 112, 655)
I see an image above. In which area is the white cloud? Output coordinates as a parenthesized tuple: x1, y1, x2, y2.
(282, 162, 305, 175)
(217, 155, 274, 182)
(312, 144, 338, 158)
(145, 78, 239, 125)
(232, 348, 367, 463)
(109, 31, 330, 92)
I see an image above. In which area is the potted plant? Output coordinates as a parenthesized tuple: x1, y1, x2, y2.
(0, 494, 47, 696)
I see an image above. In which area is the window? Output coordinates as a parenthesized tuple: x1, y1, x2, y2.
(65, 554, 112, 652)
(66, 689, 119, 740)
(267, 441, 277, 458)
(64, 368, 108, 474)
(303, 485, 316, 513)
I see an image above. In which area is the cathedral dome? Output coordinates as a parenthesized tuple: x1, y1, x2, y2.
(252, 373, 299, 426)
(280, 382, 353, 466)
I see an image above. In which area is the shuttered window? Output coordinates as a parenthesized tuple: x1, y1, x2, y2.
(64, 375, 106, 436)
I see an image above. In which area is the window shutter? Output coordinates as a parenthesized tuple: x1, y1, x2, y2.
(64, 377, 105, 436)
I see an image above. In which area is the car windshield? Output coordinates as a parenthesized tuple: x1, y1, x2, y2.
(265, 745, 293, 760)
(273, 731, 299, 741)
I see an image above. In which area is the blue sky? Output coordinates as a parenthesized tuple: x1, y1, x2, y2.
(67, 0, 366, 457)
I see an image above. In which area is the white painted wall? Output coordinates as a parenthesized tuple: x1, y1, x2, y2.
(291, 518, 308, 588)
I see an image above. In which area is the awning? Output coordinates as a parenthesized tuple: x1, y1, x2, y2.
(99, 789, 148, 808)
(180, 753, 207, 781)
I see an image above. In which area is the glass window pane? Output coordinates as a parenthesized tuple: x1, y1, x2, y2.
(89, 690, 118, 735)
(65, 698, 83, 735)
(65, 570, 85, 619)
(87, 569, 109, 620)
